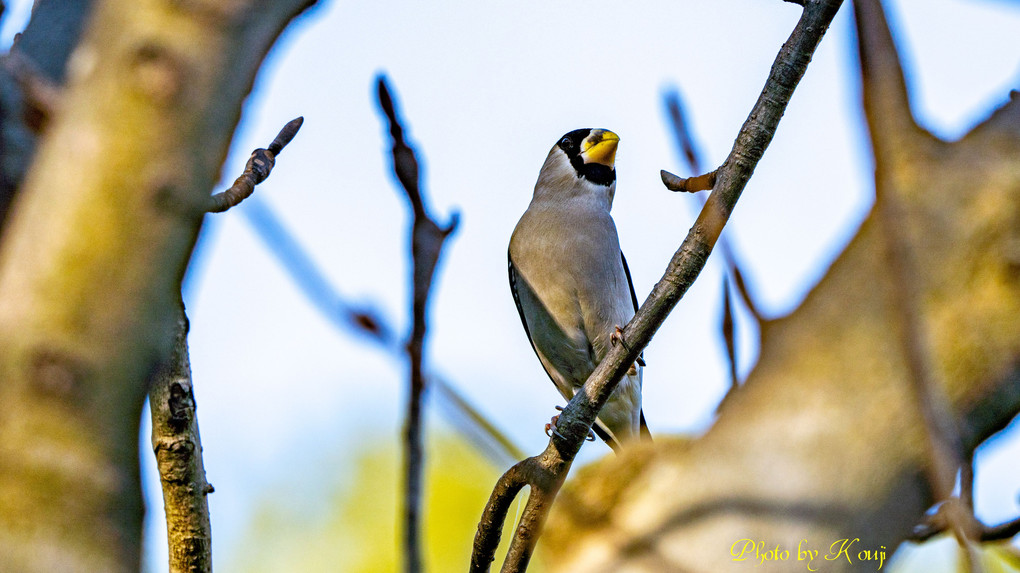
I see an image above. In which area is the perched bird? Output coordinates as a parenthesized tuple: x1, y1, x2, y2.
(508, 128, 649, 450)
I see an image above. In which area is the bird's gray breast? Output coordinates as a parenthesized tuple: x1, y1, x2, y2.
(509, 197, 633, 388)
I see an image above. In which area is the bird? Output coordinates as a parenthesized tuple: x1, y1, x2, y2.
(508, 128, 649, 451)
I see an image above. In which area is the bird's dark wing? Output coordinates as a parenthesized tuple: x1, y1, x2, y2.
(640, 410, 652, 441)
(509, 249, 621, 451)
(621, 251, 640, 313)
(508, 250, 538, 355)
(623, 252, 651, 441)
(620, 251, 645, 367)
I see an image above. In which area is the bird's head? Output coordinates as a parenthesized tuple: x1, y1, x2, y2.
(554, 128, 619, 187)
(533, 128, 620, 206)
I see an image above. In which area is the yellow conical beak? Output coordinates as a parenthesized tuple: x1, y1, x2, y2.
(580, 129, 619, 167)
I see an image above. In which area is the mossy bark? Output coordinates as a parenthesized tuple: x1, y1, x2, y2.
(0, 0, 315, 570)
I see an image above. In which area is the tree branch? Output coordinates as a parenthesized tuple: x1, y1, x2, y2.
(149, 298, 214, 573)
(207, 116, 303, 213)
(0, 1, 317, 569)
(471, 2, 843, 571)
(149, 117, 303, 572)
(376, 75, 459, 573)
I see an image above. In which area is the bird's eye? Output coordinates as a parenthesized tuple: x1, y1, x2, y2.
(558, 136, 571, 148)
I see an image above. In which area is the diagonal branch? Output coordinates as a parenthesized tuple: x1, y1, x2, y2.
(376, 75, 459, 573)
(471, 1, 843, 571)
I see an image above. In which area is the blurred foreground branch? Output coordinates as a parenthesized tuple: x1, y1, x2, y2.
(0, 0, 317, 569)
(377, 75, 460, 573)
(471, 1, 843, 571)
(856, 0, 1020, 559)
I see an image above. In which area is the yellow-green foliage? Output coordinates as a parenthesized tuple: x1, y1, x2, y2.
(231, 431, 541, 572)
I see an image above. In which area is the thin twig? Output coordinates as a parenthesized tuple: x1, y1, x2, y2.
(471, 1, 843, 570)
(981, 515, 1020, 542)
(150, 117, 304, 572)
(207, 117, 303, 213)
(156, 117, 301, 570)
(661, 168, 716, 192)
(377, 75, 459, 573)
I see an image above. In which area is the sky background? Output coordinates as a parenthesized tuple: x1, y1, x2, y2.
(3, 1, 1019, 571)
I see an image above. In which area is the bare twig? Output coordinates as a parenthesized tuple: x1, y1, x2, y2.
(665, 91, 705, 174)
(471, 2, 843, 571)
(377, 75, 459, 573)
(207, 117, 303, 213)
(981, 515, 1020, 542)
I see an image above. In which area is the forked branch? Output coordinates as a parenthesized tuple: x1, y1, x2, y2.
(376, 75, 459, 573)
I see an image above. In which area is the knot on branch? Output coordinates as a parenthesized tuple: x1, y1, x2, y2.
(661, 169, 717, 193)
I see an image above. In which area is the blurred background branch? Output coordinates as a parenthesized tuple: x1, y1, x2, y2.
(376, 74, 459, 573)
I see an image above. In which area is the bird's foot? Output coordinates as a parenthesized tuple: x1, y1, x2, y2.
(612, 325, 643, 375)
(544, 406, 565, 437)
(610, 325, 628, 349)
(544, 406, 596, 441)
(544, 416, 559, 437)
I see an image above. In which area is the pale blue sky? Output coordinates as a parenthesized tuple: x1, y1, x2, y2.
(3, 1, 1019, 570)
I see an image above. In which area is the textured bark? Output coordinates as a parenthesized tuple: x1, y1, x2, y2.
(149, 301, 213, 573)
(0, 0, 316, 570)
(542, 1, 1020, 571)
